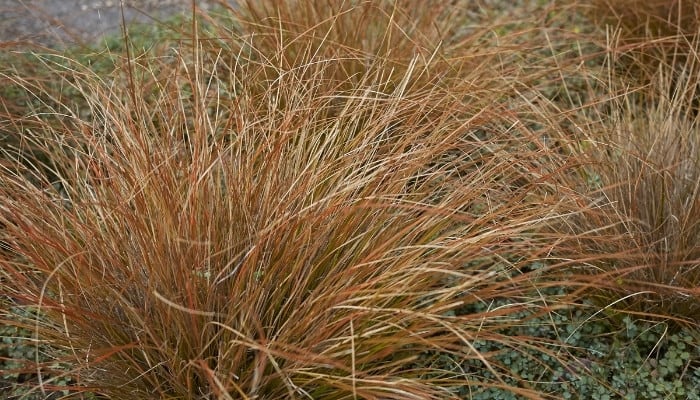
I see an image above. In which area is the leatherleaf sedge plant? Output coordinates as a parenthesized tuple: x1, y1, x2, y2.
(576, 0, 700, 93)
(0, 1, 602, 399)
(582, 0, 699, 41)
(534, 21, 700, 326)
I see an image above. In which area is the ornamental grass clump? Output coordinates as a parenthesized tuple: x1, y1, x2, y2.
(0, 2, 585, 399)
(549, 36, 700, 325)
(583, 0, 699, 40)
(578, 0, 700, 90)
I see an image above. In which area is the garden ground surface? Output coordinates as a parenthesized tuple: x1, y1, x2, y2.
(0, 0, 217, 47)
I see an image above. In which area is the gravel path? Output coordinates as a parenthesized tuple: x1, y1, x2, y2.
(0, 0, 222, 48)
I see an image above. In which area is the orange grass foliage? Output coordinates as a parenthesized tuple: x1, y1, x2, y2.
(0, 1, 584, 399)
(537, 14, 700, 326)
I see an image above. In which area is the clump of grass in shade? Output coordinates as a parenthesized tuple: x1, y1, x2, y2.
(582, 0, 699, 40)
(575, 0, 700, 90)
(545, 31, 700, 326)
(0, 1, 591, 399)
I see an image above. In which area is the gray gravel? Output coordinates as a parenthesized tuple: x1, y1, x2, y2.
(0, 0, 225, 48)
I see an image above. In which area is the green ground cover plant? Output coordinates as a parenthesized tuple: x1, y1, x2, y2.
(1, 1, 698, 399)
